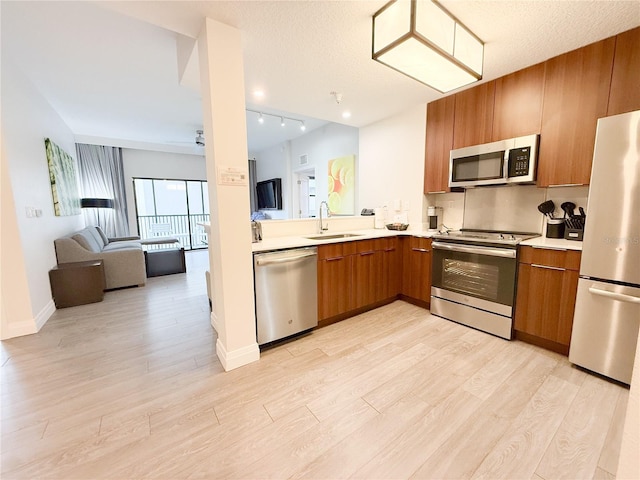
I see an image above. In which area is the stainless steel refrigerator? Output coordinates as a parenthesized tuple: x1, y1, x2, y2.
(569, 110, 640, 385)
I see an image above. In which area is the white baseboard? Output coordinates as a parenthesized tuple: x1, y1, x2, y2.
(210, 311, 219, 333)
(1, 300, 55, 340)
(35, 300, 55, 330)
(216, 339, 260, 371)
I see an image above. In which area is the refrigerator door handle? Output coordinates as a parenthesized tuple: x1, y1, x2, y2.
(588, 287, 640, 304)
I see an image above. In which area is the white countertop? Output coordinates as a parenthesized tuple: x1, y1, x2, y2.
(520, 236, 583, 251)
(252, 229, 583, 253)
(252, 228, 436, 253)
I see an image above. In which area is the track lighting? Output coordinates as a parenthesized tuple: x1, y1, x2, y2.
(246, 109, 308, 133)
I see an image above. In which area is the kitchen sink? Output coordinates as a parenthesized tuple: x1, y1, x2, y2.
(305, 233, 363, 241)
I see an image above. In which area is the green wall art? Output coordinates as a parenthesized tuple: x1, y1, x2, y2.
(45, 138, 81, 216)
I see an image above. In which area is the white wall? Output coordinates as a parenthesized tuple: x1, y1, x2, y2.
(255, 122, 359, 219)
(1, 59, 83, 338)
(359, 104, 427, 228)
(121, 148, 206, 235)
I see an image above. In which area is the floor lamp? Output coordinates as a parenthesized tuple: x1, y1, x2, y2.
(81, 198, 114, 233)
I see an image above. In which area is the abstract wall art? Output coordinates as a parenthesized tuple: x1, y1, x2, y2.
(45, 138, 81, 216)
(327, 154, 355, 215)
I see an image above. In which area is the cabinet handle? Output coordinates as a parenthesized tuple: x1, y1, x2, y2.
(326, 256, 344, 262)
(360, 251, 375, 256)
(384, 248, 395, 252)
(531, 264, 565, 271)
(429, 191, 446, 194)
(412, 248, 431, 253)
(531, 246, 567, 251)
(547, 183, 585, 188)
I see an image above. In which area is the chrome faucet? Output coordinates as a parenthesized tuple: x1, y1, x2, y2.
(318, 201, 330, 233)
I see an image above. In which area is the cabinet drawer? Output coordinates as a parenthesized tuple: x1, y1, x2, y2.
(409, 236, 432, 253)
(355, 239, 376, 254)
(375, 237, 398, 252)
(519, 246, 581, 270)
(317, 242, 357, 260)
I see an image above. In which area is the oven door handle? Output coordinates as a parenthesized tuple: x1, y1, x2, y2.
(432, 241, 517, 259)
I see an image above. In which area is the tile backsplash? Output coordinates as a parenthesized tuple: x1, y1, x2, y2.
(426, 185, 589, 234)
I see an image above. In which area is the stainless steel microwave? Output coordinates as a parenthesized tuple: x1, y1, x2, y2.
(449, 134, 539, 188)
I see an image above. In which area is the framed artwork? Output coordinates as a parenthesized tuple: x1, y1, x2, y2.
(45, 138, 81, 216)
(327, 154, 355, 215)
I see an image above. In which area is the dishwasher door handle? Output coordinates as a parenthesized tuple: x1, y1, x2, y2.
(256, 252, 317, 266)
(588, 287, 640, 304)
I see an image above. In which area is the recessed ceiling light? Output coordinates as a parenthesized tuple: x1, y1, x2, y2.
(258, 113, 264, 124)
(253, 90, 265, 98)
(342, 111, 352, 119)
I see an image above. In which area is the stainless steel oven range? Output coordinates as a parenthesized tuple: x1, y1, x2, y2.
(430, 231, 537, 339)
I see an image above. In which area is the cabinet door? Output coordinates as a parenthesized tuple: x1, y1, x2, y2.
(607, 27, 640, 116)
(353, 250, 384, 309)
(402, 237, 432, 303)
(492, 63, 545, 141)
(318, 255, 353, 320)
(453, 81, 495, 149)
(424, 97, 455, 194)
(515, 263, 579, 353)
(538, 38, 615, 187)
(381, 239, 401, 299)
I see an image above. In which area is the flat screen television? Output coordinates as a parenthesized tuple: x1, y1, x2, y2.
(256, 178, 282, 210)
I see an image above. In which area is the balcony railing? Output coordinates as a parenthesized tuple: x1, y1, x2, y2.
(137, 214, 210, 250)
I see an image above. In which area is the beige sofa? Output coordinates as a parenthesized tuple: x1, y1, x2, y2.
(54, 226, 146, 290)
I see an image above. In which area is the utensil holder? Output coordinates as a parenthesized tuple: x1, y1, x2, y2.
(546, 219, 565, 238)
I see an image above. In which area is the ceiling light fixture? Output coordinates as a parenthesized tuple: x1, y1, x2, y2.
(246, 109, 308, 132)
(372, 0, 484, 93)
(253, 90, 265, 98)
(342, 111, 351, 119)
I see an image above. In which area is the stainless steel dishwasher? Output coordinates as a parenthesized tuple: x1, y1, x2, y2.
(253, 247, 318, 345)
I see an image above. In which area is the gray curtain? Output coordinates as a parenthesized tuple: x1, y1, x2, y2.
(76, 143, 129, 237)
(248, 158, 257, 213)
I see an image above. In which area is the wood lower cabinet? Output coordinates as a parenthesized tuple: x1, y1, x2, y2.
(424, 96, 455, 194)
(401, 237, 432, 305)
(514, 246, 581, 355)
(538, 38, 615, 187)
(317, 237, 404, 323)
(317, 242, 356, 321)
(608, 26, 640, 116)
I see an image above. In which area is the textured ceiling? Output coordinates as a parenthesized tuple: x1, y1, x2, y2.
(2, 1, 639, 154)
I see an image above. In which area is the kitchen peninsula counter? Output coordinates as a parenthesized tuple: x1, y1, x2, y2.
(252, 228, 436, 253)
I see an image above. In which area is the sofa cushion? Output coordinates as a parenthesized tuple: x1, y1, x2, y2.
(72, 231, 102, 253)
(95, 226, 109, 245)
(86, 226, 107, 247)
(103, 241, 142, 251)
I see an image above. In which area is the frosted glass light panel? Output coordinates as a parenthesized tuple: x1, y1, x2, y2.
(372, 0, 483, 93)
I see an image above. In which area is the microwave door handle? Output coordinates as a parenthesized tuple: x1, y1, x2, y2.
(503, 149, 509, 180)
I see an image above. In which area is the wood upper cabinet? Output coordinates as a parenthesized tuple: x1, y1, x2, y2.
(514, 246, 581, 355)
(424, 97, 455, 194)
(608, 26, 640, 116)
(401, 237, 432, 304)
(492, 63, 545, 141)
(453, 81, 495, 149)
(538, 38, 615, 187)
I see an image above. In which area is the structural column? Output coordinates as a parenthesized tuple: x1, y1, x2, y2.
(198, 18, 259, 371)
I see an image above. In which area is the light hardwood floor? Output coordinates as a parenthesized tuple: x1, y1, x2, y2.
(1, 250, 629, 479)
